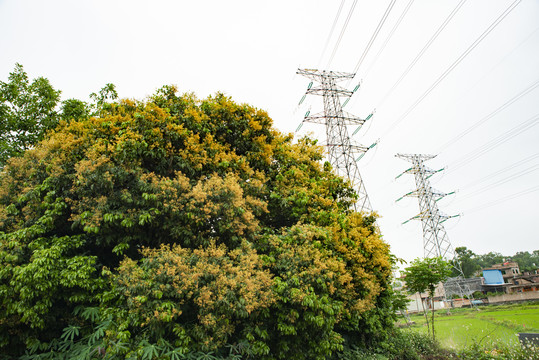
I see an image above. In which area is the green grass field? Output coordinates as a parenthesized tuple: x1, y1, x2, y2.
(401, 302, 539, 350)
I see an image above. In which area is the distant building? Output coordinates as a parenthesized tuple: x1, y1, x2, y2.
(481, 261, 539, 294)
(483, 261, 520, 277)
(396, 260, 539, 313)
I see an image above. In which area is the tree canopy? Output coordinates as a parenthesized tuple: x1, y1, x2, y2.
(452, 247, 539, 277)
(0, 63, 61, 167)
(0, 83, 395, 359)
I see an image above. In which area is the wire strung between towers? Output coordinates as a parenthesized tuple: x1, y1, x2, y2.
(317, 0, 346, 68)
(413, 24, 539, 155)
(456, 163, 539, 202)
(380, 0, 521, 138)
(436, 77, 539, 153)
(362, 0, 416, 79)
(351, 0, 397, 74)
(460, 152, 539, 189)
(464, 184, 539, 214)
(448, 112, 539, 171)
(326, 0, 359, 69)
(375, 0, 468, 109)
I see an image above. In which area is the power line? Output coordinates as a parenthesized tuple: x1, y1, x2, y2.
(317, 0, 346, 68)
(380, 0, 522, 138)
(448, 112, 539, 171)
(376, 0, 468, 109)
(457, 163, 539, 201)
(326, 0, 359, 69)
(413, 24, 539, 157)
(362, 0, 415, 79)
(351, 0, 397, 74)
(461, 152, 539, 189)
(465, 184, 539, 214)
(437, 77, 539, 153)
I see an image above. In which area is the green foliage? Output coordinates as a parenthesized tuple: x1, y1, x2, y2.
(451, 247, 539, 276)
(0, 63, 61, 167)
(454, 339, 539, 360)
(452, 246, 481, 278)
(402, 257, 452, 341)
(402, 257, 452, 299)
(61, 98, 91, 122)
(105, 241, 274, 355)
(407, 302, 539, 350)
(0, 83, 395, 359)
(391, 289, 411, 313)
(333, 329, 443, 360)
(332, 325, 539, 360)
(511, 250, 539, 272)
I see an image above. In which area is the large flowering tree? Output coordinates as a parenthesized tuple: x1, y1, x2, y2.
(0, 85, 394, 359)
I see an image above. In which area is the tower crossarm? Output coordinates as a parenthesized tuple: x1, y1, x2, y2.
(304, 111, 367, 126)
(395, 165, 442, 179)
(426, 167, 445, 179)
(395, 190, 419, 202)
(396, 188, 450, 202)
(326, 143, 370, 153)
(402, 211, 458, 225)
(439, 214, 460, 223)
(435, 190, 456, 202)
(306, 86, 353, 97)
(296, 68, 355, 81)
(395, 153, 436, 162)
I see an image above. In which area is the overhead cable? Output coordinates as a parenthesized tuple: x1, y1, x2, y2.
(460, 152, 539, 189)
(457, 163, 539, 201)
(465, 184, 539, 214)
(317, 0, 346, 68)
(380, 0, 522, 138)
(326, 0, 359, 69)
(363, 0, 416, 78)
(352, 0, 397, 74)
(448, 112, 539, 171)
(436, 77, 539, 153)
(376, 0, 468, 109)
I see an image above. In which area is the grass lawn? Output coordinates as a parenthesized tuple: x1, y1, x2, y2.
(401, 302, 539, 350)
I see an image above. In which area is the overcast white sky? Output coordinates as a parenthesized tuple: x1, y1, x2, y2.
(1, 0, 538, 263)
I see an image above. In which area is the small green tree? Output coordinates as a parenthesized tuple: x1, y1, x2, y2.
(391, 289, 412, 324)
(452, 246, 481, 278)
(0, 63, 61, 167)
(402, 257, 452, 341)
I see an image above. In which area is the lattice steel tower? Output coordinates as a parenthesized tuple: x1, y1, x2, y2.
(395, 154, 463, 276)
(297, 69, 375, 213)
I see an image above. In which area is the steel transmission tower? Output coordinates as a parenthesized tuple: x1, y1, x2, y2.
(396, 154, 477, 304)
(297, 69, 375, 213)
(395, 154, 462, 273)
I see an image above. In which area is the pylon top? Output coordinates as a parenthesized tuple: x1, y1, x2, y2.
(297, 68, 356, 81)
(395, 153, 437, 163)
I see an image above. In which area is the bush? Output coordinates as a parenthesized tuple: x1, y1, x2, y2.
(334, 329, 443, 360)
(455, 340, 539, 360)
(343, 330, 539, 360)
